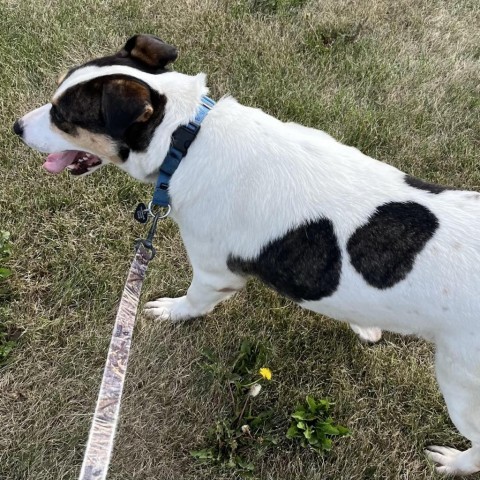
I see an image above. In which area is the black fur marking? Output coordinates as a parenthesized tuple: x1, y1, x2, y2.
(62, 35, 177, 83)
(120, 88, 166, 152)
(404, 174, 454, 194)
(227, 218, 342, 302)
(52, 74, 166, 155)
(118, 146, 130, 161)
(347, 201, 439, 289)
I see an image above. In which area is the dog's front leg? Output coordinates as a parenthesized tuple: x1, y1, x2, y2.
(349, 324, 383, 343)
(144, 266, 246, 322)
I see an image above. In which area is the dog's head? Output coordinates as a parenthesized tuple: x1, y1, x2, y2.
(13, 35, 192, 182)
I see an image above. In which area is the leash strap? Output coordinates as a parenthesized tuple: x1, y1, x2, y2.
(152, 95, 215, 207)
(78, 242, 153, 480)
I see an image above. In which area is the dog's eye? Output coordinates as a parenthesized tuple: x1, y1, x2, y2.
(50, 105, 76, 134)
(50, 105, 65, 123)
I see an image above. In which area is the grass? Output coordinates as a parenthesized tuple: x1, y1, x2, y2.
(1, 0, 479, 478)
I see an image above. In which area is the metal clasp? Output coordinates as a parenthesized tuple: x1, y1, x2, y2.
(135, 204, 171, 260)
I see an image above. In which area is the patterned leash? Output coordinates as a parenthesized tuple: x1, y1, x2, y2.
(78, 206, 169, 480)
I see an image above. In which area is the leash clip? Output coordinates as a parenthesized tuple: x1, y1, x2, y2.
(135, 204, 171, 260)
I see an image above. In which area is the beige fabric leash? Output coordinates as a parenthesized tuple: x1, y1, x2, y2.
(76, 92, 212, 478)
(78, 240, 155, 480)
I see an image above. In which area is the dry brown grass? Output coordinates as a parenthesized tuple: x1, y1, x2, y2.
(1, 0, 479, 478)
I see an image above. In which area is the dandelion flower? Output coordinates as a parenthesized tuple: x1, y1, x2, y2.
(249, 384, 262, 397)
(259, 367, 272, 381)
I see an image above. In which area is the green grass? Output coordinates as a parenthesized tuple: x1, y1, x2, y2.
(1, 0, 479, 478)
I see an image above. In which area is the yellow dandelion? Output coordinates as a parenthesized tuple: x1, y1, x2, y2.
(259, 367, 272, 381)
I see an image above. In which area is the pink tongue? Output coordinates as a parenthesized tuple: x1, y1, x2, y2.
(43, 151, 79, 174)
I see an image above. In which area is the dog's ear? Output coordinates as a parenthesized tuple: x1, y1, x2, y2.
(102, 77, 154, 139)
(119, 34, 178, 69)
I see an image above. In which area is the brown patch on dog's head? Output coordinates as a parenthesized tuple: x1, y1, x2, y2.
(62, 35, 178, 84)
(102, 76, 154, 138)
(121, 34, 178, 69)
(51, 74, 167, 161)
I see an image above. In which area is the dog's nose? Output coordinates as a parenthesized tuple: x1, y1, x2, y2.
(13, 119, 24, 137)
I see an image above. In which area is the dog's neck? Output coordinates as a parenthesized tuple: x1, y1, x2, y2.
(139, 72, 209, 180)
(153, 72, 209, 127)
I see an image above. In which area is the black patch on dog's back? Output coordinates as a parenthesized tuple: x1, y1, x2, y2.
(227, 218, 342, 302)
(404, 174, 454, 194)
(347, 201, 438, 289)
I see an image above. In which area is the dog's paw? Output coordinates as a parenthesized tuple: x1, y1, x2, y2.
(144, 296, 197, 322)
(349, 324, 383, 343)
(426, 446, 480, 476)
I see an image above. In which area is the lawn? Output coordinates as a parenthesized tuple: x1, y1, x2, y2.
(1, 0, 479, 478)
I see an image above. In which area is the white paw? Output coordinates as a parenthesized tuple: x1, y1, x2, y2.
(349, 324, 383, 343)
(144, 296, 197, 322)
(426, 446, 480, 476)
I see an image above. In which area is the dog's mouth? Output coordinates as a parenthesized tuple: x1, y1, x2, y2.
(43, 151, 103, 176)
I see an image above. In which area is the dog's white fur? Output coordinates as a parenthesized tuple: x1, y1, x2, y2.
(20, 66, 480, 475)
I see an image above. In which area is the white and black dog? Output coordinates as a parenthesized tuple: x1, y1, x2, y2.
(14, 35, 480, 476)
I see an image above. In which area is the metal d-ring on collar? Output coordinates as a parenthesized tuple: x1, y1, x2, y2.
(145, 201, 171, 219)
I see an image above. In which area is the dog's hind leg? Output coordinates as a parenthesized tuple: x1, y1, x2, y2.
(349, 324, 383, 343)
(425, 338, 480, 476)
(144, 263, 246, 322)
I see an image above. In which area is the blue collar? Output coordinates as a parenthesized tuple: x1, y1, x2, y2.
(152, 96, 215, 207)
